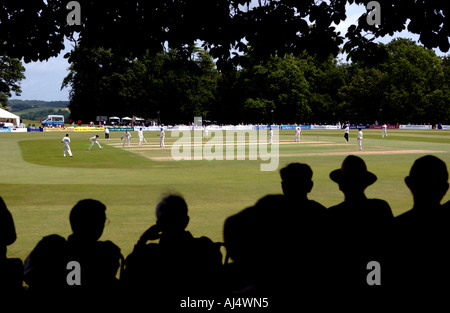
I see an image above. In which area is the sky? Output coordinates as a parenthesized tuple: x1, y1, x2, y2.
(9, 2, 447, 102)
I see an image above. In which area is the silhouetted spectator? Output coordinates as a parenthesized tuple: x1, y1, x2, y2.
(122, 194, 223, 311)
(66, 200, 122, 291)
(224, 190, 330, 310)
(392, 155, 450, 296)
(0, 197, 24, 300)
(279, 163, 328, 287)
(24, 199, 122, 308)
(223, 195, 285, 298)
(326, 155, 394, 295)
(280, 162, 327, 217)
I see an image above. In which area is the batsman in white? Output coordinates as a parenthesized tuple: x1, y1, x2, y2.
(138, 128, 147, 146)
(88, 135, 102, 150)
(295, 126, 301, 142)
(61, 134, 73, 157)
(122, 130, 131, 147)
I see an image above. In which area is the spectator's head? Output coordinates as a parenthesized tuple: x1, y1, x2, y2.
(69, 199, 107, 241)
(156, 194, 189, 233)
(330, 155, 377, 194)
(280, 163, 313, 198)
(405, 155, 449, 205)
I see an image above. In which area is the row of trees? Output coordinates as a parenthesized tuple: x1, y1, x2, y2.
(63, 38, 450, 125)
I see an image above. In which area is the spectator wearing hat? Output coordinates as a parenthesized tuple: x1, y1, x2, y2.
(326, 155, 394, 294)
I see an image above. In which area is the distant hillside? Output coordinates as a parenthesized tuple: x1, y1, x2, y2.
(8, 99, 69, 111)
(7, 99, 70, 121)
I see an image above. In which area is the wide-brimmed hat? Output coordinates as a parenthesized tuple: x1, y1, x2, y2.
(330, 155, 377, 186)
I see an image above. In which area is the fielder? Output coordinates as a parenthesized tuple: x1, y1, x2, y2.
(357, 128, 363, 151)
(138, 128, 147, 146)
(88, 135, 102, 150)
(61, 134, 73, 157)
(295, 126, 301, 142)
(382, 124, 388, 138)
(269, 127, 273, 145)
(159, 127, 165, 148)
(122, 130, 131, 147)
(204, 125, 209, 139)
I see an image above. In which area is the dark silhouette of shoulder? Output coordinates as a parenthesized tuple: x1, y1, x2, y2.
(325, 156, 394, 301)
(392, 155, 450, 297)
(0, 197, 25, 301)
(23, 199, 122, 308)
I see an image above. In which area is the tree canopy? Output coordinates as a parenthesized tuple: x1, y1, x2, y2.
(3, 1, 450, 67)
(345, 0, 450, 63)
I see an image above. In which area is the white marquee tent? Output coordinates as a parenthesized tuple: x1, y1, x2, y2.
(0, 108, 20, 127)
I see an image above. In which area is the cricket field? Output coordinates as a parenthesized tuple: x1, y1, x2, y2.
(1, 128, 449, 261)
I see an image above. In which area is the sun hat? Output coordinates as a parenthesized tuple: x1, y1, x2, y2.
(329, 155, 377, 186)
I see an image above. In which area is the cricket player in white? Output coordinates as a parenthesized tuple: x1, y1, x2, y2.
(204, 125, 209, 139)
(269, 128, 273, 145)
(88, 135, 102, 150)
(295, 126, 301, 142)
(138, 128, 147, 146)
(122, 130, 131, 147)
(160, 128, 165, 148)
(61, 134, 73, 157)
(357, 128, 363, 151)
(382, 124, 388, 138)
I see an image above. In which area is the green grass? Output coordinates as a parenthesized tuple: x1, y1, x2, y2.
(19, 138, 151, 168)
(1, 128, 450, 261)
